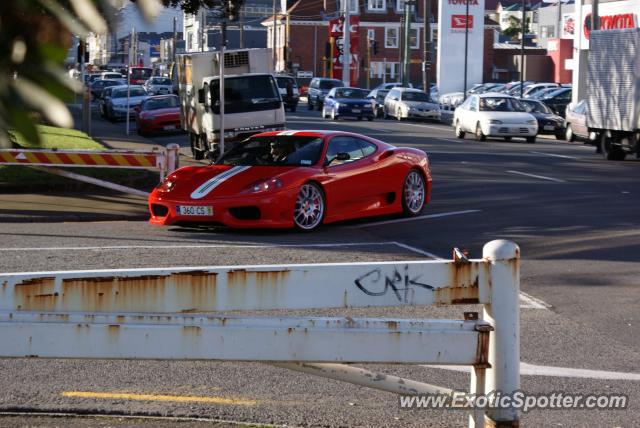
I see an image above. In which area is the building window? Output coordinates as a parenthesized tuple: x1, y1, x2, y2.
(370, 61, 400, 80)
(340, 0, 359, 14)
(367, 0, 385, 11)
(367, 28, 375, 41)
(396, 0, 415, 13)
(385, 27, 398, 48)
(409, 28, 419, 49)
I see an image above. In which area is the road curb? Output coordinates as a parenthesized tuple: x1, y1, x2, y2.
(0, 213, 149, 224)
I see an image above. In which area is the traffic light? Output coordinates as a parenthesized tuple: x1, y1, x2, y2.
(76, 41, 89, 64)
(325, 41, 331, 58)
(372, 41, 378, 55)
(227, 0, 245, 21)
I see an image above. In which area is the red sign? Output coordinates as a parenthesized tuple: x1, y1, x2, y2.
(583, 13, 637, 39)
(328, 16, 360, 86)
(451, 15, 473, 29)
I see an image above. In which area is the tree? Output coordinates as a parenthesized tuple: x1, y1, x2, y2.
(0, 0, 232, 148)
(502, 15, 531, 39)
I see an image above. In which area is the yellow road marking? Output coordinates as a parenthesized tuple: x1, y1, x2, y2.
(61, 391, 257, 406)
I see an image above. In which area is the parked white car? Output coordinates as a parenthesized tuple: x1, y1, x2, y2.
(453, 93, 538, 142)
(383, 87, 440, 121)
(439, 91, 465, 111)
(144, 77, 173, 95)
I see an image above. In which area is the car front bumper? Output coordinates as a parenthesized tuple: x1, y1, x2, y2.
(337, 106, 374, 118)
(148, 188, 298, 228)
(482, 124, 538, 137)
(407, 109, 441, 120)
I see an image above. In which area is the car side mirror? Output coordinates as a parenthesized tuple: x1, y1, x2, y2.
(327, 95, 333, 99)
(336, 152, 350, 161)
(198, 88, 205, 104)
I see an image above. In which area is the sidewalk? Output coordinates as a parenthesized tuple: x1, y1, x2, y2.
(0, 107, 162, 223)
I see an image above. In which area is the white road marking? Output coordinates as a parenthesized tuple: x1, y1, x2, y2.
(370, 128, 392, 133)
(506, 170, 566, 183)
(519, 291, 552, 310)
(529, 151, 577, 160)
(0, 242, 403, 252)
(347, 210, 482, 228)
(422, 363, 640, 381)
(391, 242, 445, 260)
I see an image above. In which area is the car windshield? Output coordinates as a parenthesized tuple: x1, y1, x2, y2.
(479, 97, 525, 112)
(376, 90, 389, 101)
(150, 78, 171, 85)
(402, 91, 431, 102)
(335, 88, 368, 99)
(111, 87, 146, 98)
(275, 77, 295, 88)
(218, 136, 325, 167)
(211, 75, 280, 114)
(544, 88, 571, 99)
(131, 68, 152, 80)
(521, 100, 552, 114)
(320, 80, 342, 90)
(142, 97, 179, 111)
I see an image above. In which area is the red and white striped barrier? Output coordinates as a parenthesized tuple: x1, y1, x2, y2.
(0, 144, 180, 196)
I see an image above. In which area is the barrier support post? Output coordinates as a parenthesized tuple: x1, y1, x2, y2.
(166, 144, 180, 178)
(482, 240, 521, 426)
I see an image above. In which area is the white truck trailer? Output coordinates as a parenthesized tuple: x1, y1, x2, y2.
(587, 28, 640, 160)
(177, 48, 286, 160)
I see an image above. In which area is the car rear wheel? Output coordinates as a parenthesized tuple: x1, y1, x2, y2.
(526, 136, 536, 144)
(294, 183, 325, 231)
(600, 133, 626, 161)
(504, 137, 512, 142)
(331, 108, 338, 120)
(455, 120, 465, 139)
(307, 99, 313, 110)
(475, 123, 486, 141)
(402, 170, 426, 216)
(565, 124, 575, 142)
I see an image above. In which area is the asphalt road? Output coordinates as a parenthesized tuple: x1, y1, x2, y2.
(0, 102, 638, 427)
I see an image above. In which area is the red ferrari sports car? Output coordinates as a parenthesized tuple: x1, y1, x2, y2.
(136, 95, 181, 136)
(148, 130, 432, 230)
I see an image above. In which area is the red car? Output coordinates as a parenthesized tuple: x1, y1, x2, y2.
(148, 130, 432, 230)
(136, 95, 181, 136)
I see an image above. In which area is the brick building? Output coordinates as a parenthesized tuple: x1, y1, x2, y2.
(265, 0, 438, 89)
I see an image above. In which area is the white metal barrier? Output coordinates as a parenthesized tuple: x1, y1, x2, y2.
(0, 240, 520, 427)
(0, 144, 180, 196)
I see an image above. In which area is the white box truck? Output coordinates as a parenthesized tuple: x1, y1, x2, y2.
(177, 48, 286, 159)
(587, 28, 640, 160)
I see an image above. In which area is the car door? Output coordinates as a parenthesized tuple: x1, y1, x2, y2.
(318, 136, 375, 218)
(463, 96, 479, 132)
(385, 89, 399, 117)
(572, 101, 589, 138)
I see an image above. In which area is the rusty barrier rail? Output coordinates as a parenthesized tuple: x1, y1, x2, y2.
(0, 240, 520, 427)
(0, 144, 180, 196)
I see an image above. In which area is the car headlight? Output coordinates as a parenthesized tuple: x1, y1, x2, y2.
(489, 119, 503, 124)
(526, 119, 537, 125)
(156, 178, 175, 192)
(334, 102, 340, 109)
(247, 178, 283, 193)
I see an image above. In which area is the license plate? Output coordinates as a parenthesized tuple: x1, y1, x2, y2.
(176, 206, 213, 216)
(544, 125, 555, 131)
(351, 109, 361, 113)
(164, 125, 177, 130)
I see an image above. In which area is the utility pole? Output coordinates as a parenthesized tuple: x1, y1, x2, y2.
(126, 27, 133, 136)
(285, 8, 291, 73)
(463, 0, 470, 97)
(219, 21, 227, 159)
(80, 39, 91, 135)
(402, 0, 413, 87)
(591, 0, 599, 36)
(172, 16, 177, 63)
(366, 37, 371, 89)
(272, 0, 277, 70)
(520, 0, 526, 97)
(423, 0, 431, 93)
(556, 0, 562, 41)
(200, 9, 205, 52)
(343, 0, 351, 87)
(240, 14, 245, 49)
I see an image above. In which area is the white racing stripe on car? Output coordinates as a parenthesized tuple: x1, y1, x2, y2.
(277, 130, 298, 136)
(190, 166, 252, 200)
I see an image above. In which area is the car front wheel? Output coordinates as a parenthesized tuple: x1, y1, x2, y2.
(294, 183, 325, 231)
(455, 120, 465, 139)
(475, 122, 486, 141)
(402, 170, 426, 216)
